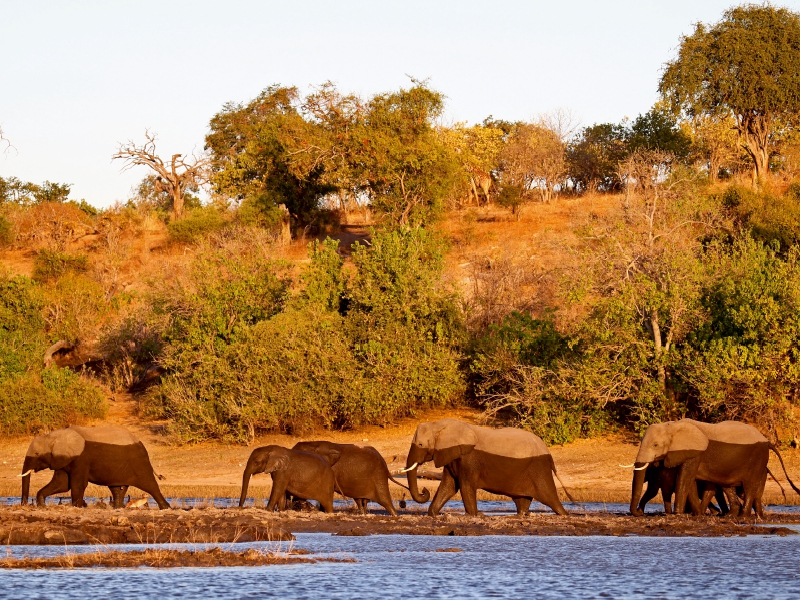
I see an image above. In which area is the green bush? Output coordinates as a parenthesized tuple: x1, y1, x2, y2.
(0, 369, 107, 435)
(145, 228, 466, 443)
(0, 273, 45, 381)
(32, 251, 88, 282)
(166, 207, 227, 243)
(0, 214, 13, 246)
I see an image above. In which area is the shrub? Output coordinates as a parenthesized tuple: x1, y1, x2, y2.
(166, 207, 227, 244)
(33, 250, 88, 282)
(0, 214, 13, 246)
(0, 273, 45, 381)
(0, 369, 107, 435)
(42, 274, 107, 344)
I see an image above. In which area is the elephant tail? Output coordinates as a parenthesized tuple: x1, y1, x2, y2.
(767, 467, 787, 502)
(551, 464, 576, 504)
(387, 474, 411, 493)
(769, 444, 800, 498)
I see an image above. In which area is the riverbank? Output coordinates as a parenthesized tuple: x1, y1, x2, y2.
(1, 504, 798, 545)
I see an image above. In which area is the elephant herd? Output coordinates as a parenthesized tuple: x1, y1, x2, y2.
(17, 418, 800, 519)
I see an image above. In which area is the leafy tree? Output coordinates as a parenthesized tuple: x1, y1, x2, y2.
(206, 86, 334, 226)
(439, 123, 504, 206)
(660, 4, 800, 182)
(628, 107, 692, 159)
(357, 85, 460, 226)
(566, 122, 629, 192)
(685, 114, 741, 182)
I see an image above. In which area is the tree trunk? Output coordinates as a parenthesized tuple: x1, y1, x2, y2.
(405, 445, 431, 503)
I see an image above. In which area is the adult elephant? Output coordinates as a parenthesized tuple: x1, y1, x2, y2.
(20, 426, 169, 509)
(293, 441, 409, 515)
(403, 419, 570, 516)
(239, 445, 335, 513)
(629, 419, 800, 518)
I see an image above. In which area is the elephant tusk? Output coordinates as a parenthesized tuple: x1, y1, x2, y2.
(633, 463, 650, 471)
(618, 464, 635, 469)
(399, 462, 418, 473)
(18, 470, 33, 477)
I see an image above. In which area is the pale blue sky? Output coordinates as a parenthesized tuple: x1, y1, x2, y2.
(1, 0, 788, 207)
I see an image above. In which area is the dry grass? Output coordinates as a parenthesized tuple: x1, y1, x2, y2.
(0, 546, 352, 569)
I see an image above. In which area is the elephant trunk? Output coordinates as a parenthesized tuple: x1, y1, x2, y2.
(630, 462, 648, 516)
(238, 458, 259, 508)
(20, 456, 32, 506)
(405, 445, 431, 504)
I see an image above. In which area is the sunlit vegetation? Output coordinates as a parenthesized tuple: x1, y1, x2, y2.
(2, 4, 800, 444)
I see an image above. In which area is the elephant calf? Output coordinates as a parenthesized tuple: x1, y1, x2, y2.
(239, 445, 335, 512)
(20, 426, 169, 509)
(293, 441, 409, 515)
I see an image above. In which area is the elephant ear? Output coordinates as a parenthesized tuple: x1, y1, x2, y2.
(49, 428, 86, 470)
(264, 452, 290, 473)
(664, 421, 708, 468)
(432, 421, 478, 468)
(314, 446, 342, 467)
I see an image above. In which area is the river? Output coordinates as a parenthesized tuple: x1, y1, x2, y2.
(1, 529, 799, 599)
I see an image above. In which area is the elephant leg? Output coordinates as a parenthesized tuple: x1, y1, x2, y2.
(514, 497, 533, 516)
(673, 458, 702, 515)
(69, 473, 89, 508)
(374, 485, 398, 516)
(110, 485, 129, 509)
(427, 469, 458, 516)
(724, 487, 742, 517)
(659, 467, 677, 514)
(267, 474, 290, 512)
(637, 474, 661, 513)
(460, 480, 481, 516)
(36, 470, 70, 506)
(132, 472, 170, 510)
(714, 487, 729, 516)
(355, 498, 368, 514)
(698, 484, 717, 514)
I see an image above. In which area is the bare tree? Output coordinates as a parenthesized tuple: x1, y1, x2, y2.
(113, 131, 209, 219)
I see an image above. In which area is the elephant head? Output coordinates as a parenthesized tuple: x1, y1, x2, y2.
(238, 445, 290, 507)
(629, 421, 708, 515)
(292, 441, 342, 467)
(404, 419, 478, 504)
(20, 428, 85, 505)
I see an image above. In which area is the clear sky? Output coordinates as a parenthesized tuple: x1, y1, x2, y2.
(0, 0, 786, 207)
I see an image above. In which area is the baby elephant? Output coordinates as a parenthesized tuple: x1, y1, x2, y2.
(293, 441, 408, 515)
(238, 445, 335, 512)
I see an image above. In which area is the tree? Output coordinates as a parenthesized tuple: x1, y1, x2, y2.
(497, 123, 565, 211)
(660, 5, 800, 182)
(566, 122, 629, 192)
(438, 123, 503, 206)
(206, 86, 334, 226)
(113, 131, 209, 219)
(685, 114, 741, 182)
(357, 84, 460, 226)
(628, 107, 691, 159)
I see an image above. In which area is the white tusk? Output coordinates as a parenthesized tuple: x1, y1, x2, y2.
(619, 463, 635, 469)
(399, 462, 418, 473)
(633, 463, 650, 471)
(17, 470, 33, 477)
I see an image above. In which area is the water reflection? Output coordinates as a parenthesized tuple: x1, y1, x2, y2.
(1, 534, 799, 599)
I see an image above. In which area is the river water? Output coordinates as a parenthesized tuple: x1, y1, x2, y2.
(1, 532, 799, 599)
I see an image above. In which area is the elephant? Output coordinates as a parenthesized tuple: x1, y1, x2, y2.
(292, 441, 409, 515)
(403, 419, 570, 516)
(238, 445, 335, 513)
(20, 426, 169, 509)
(631, 461, 739, 516)
(629, 418, 800, 518)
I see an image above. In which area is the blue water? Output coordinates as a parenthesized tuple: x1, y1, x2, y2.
(4, 496, 800, 515)
(1, 533, 799, 599)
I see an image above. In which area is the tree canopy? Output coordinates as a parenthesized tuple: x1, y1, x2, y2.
(659, 4, 800, 181)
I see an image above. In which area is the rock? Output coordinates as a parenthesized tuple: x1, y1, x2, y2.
(436, 547, 462, 552)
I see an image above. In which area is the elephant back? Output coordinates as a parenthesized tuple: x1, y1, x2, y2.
(685, 419, 767, 445)
(69, 426, 140, 446)
(475, 427, 551, 459)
